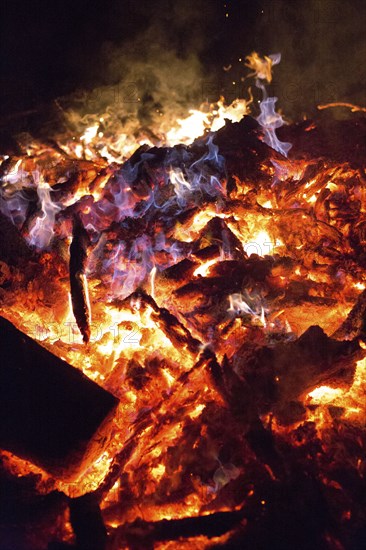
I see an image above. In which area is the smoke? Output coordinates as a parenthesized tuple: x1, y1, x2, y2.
(254, 0, 366, 118)
(2, 0, 364, 140)
(63, 0, 222, 139)
(64, 0, 366, 134)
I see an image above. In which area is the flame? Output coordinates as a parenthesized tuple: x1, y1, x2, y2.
(256, 97, 292, 157)
(193, 259, 218, 277)
(149, 266, 157, 299)
(245, 52, 281, 83)
(61, 97, 251, 163)
(308, 386, 343, 403)
(244, 229, 279, 257)
(28, 174, 61, 249)
(80, 123, 99, 144)
(166, 110, 211, 145)
(228, 293, 266, 327)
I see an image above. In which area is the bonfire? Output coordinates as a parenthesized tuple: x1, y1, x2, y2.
(1, 53, 366, 550)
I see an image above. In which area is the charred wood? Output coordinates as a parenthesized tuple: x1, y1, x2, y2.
(109, 507, 250, 549)
(231, 325, 362, 415)
(69, 493, 107, 550)
(0, 212, 33, 266)
(69, 215, 91, 343)
(332, 288, 366, 340)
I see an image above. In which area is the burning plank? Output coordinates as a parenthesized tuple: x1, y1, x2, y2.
(0, 316, 119, 481)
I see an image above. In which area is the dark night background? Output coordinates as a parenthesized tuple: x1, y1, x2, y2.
(0, 0, 366, 136)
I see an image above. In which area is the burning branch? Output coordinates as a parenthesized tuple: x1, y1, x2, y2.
(317, 102, 366, 113)
(69, 214, 91, 343)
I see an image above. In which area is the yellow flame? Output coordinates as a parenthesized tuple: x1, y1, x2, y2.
(80, 123, 99, 145)
(193, 259, 217, 277)
(245, 52, 276, 83)
(308, 386, 343, 403)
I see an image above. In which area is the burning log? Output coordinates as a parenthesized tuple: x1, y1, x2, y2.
(109, 507, 249, 548)
(161, 257, 198, 282)
(0, 316, 119, 481)
(69, 215, 91, 343)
